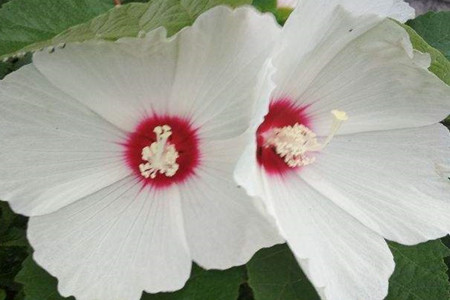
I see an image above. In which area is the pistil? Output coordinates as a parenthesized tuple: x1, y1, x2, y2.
(139, 125, 180, 179)
(264, 110, 348, 168)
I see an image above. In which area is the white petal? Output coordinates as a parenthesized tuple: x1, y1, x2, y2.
(272, 0, 382, 109)
(33, 28, 177, 132)
(179, 136, 282, 269)
(234, 138, 265, 198)
(277, 0, 414, 21)
(261, 172, 394, 300)
(389, 0, 415, 22)
(234, 58, 277, 199)
(33, 7, 280, 137)
(278, 13, 450, 135)
(28, 177, 191, 300)
(0, 65, 129, 216)
(169, 6, 281, 140)
(300, 124, 450, 245)
(340, 0, 414, 21)
(295, 19, 450, 135)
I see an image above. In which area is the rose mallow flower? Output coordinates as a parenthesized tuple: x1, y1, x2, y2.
(235, 0, 450, 299)
(0, 6, 283, 300)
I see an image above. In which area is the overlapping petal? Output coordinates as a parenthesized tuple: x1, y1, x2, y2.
(180, 136, 282, 269)
(168, 6, 280, 141)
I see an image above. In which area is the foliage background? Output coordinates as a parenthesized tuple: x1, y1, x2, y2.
(0, 0, 449, 299)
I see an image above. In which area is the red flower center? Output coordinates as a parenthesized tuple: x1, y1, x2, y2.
(256, 98, 311, 175)
(123, 114, 200, 189)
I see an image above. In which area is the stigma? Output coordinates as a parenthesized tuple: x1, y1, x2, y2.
(264, 110, 348, 168)
(139, 125, 180, 179)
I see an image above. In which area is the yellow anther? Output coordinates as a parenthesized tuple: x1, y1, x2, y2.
(331, 110, 348, 121)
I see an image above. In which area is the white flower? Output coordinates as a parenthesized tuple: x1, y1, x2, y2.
(235, 0, 450, 299)
(0, 6, 283, 300)
(277, 0, 415, 22)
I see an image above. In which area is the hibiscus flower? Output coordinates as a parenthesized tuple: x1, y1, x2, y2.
(235, 0, 450, 299)
(0, 6, 282, 300)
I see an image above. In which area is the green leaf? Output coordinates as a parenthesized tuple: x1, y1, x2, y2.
(0, 0, 115, 60)
(0, 237, 28, 292)
(14, 290, 26, 300)
(15, 256, 73, 300)
(122, 0, 150, 3)
(274, 7, 292, 25)
(387, 240, 450, 300)
(251, 0, 276, 13)
(0, 54, 31, 80)
(142, 265, 245, 300)
(238, 281, 254, 300)
(247, 241, 450, 300)
(0, 289, 6, 300)
(0, 62, 9, 79)
(407, 11, 450, 60)
(0, 201, 28, 292)
(0, 228, 28, 249)
(0, 201, 16, 236)
(401, 23, 450, 85)
(443, 236, 450, 279)
(246, 244, 320, 300)
(251, 0, 291, 25)
(0, 0, 251, 61)
(0, 201, 28, 240)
